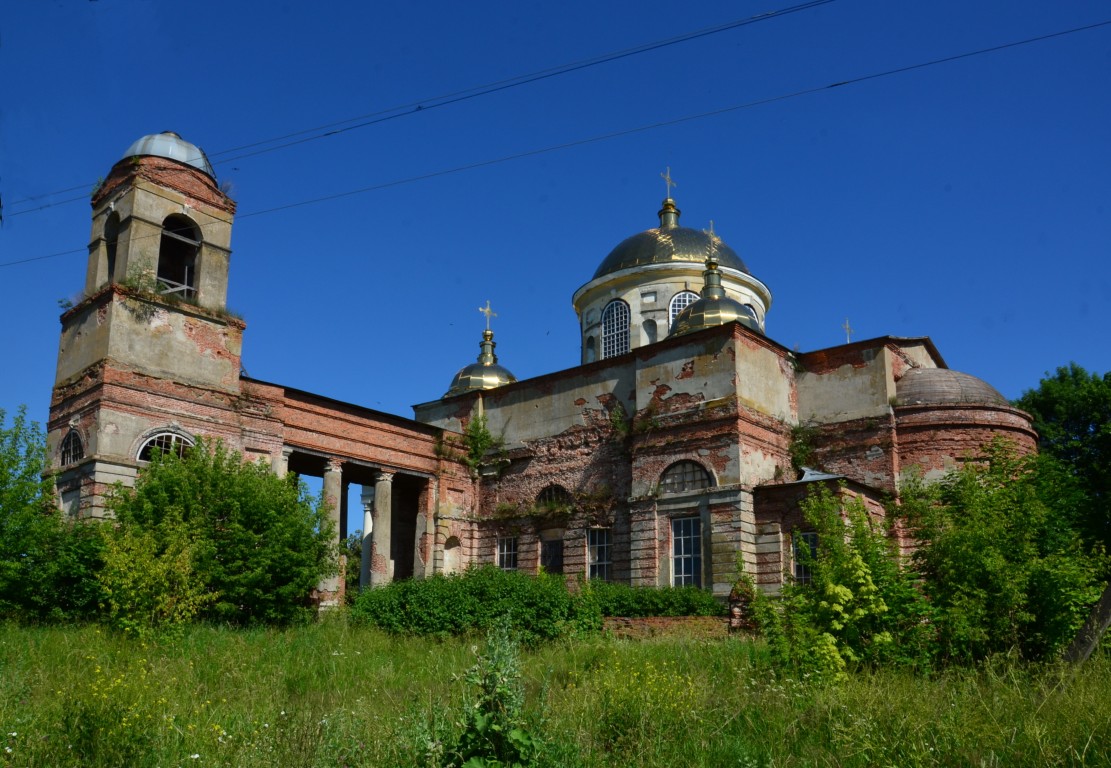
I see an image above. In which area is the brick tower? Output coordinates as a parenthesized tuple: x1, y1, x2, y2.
(48, 132, 243, 517)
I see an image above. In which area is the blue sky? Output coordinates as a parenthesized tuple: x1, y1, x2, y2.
(2, 0, 1109, 428)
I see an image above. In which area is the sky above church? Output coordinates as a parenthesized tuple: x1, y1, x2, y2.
(2, 0, 1109, 427)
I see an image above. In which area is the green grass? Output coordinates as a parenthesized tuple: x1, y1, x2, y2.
(1, 621, 1108, 767)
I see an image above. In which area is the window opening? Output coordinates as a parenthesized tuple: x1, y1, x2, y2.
(60, 430, 84, 465)
(138, 431, 194, 462)
(536, 484, 572, 512)
(644, 318, 658, 345)
(104, 213, 119, 285)
(601, 300, 630, 359)
(672, 517, 702, 587)
(660, 460, 712, 494)
(157, 215, 200, 300)
(669, 291, 699, 326)
(587, 528, 612, 581)
(793, 531, 818, 584)
(540, 539, 564, 574)
(497, 536, 518, 571)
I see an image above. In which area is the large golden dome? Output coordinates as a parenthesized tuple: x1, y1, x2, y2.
(592, 199, 749, 280)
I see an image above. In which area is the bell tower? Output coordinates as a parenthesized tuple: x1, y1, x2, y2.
(48, 132, 244, 517)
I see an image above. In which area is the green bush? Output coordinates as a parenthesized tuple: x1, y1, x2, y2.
(0, 406, 105, 622)
(899, 441, 1107, 663)
(753, 485, 934, 680)
(351, 567, 723, 644)
(106, 439, 336, 626)
(351, 566, 577, 645)
(590, 581, 726, 618)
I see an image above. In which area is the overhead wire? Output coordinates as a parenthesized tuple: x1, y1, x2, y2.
(3, 0, 833, 215)
(2, 17, 1109, 270)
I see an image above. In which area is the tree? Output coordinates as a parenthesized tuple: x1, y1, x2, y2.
(1016, 363, 1111, 549)
(0, 406, 103, 621)
(0, 406, 57, 616)
(899, 442, 1106, 662)
(106, 439, 336, 626)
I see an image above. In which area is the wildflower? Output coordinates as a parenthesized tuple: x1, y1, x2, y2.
(190, 754, 200, 760)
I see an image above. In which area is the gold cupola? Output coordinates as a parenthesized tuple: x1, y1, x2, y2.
(669, 245, 763, 337)
(445, 303, 518, 397)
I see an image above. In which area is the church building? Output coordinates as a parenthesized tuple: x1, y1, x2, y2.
(46, 132, 1037, 603)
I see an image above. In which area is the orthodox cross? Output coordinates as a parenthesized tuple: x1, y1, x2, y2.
(842, 317, 854, 344)
(478, 300, 497, 331)
(661, 167, 677, 198)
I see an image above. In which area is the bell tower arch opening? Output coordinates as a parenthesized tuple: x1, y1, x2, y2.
(157, 214, 201, 300)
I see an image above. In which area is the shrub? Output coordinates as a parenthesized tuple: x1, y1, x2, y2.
(899, 441, 1107, 662)
(106, 439, 336, 626)
(351, 566, 575, 645)
(590, 581, 726, 618)
(754, 485, 934, 680)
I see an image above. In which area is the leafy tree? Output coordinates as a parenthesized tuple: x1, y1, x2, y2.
(0, 406, 104, 621)
(107, 439, 336, 626)
(1016, 364, 1111, 549)
(899, 441, 1106, 662)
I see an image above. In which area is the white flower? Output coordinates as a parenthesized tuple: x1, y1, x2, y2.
(190, 754, 200, 760)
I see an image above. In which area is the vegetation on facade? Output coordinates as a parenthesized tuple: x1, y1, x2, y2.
(756, 440, 1108, 679)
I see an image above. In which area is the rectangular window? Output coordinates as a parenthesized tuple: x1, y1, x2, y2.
(497, 536, 518, 571)
(587, 528, 612, 581)
(672, 517, 702, 587)
(793, 531, 818, 584)
(540, 539, 564, 574)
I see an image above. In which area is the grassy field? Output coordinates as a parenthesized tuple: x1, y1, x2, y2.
(1, 620, 1108, 767)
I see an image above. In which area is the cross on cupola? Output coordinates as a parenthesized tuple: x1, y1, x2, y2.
(478, 300, 497, 331)
(660, 167, 677, 199)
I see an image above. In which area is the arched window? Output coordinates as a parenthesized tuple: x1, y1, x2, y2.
(157, 214, 200, 300)
(601, 300, 630, 359)
(104, 213, 120, 285)
(744, 304, 760, 326)
(536, 484, 572, 510)
(137, 431, 194, 462)
(60, 430, 84, 465)
(660, 460, 712, 494)
(643, 318, 658, 345)
(669, 291, 699, 326)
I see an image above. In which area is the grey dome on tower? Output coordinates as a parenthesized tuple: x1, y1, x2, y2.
(121, 131, 216, 179)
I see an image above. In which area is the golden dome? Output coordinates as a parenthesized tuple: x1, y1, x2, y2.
(670, 256, 762, 337)
(592, 198, 750, 280)
(445, 330, 518, 397)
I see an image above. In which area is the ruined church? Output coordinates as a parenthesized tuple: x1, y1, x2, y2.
(46, 132, 1036, 604)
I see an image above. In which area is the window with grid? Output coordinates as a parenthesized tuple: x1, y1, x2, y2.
(600, 300, 630, 359)
(587, 528, 612, 581)
(497, 536, 518, 571)
(59, 430, 84, 465)
(137, 432, 194, 462)
(793, 531, 818, 584)
(660, 460, 712, 494)
(536, 484, 572, 511)
(669, 291, 699, 326)
(672, 517, 702, 587)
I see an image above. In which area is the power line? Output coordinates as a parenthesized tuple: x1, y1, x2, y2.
(2, 18, 1109, 270)
(3, 0, 833, 215)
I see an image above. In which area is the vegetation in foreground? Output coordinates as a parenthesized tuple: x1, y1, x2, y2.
(1, 620, 1109, 768)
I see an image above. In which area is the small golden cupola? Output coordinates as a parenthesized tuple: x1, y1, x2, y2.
(444, 302, 518, 397)
(669, 227, 763, 337)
